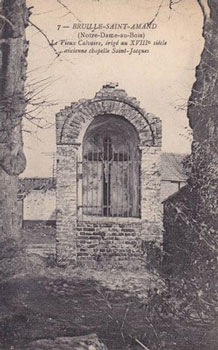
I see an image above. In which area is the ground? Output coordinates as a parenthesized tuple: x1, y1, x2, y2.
(0, 225, 162, 350)
(0, 267, 162, 350)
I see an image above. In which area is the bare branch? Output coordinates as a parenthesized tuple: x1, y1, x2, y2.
(0, 14, 14, 29)
(24, 113, 54, 129)
(28, 19, 60, 58)
(33, 9, 60, 16)
(148, 0, 164, 25)
(134, 338, 151, 350)
(56, 0, 81, 22)
(169, 0, 183, 10)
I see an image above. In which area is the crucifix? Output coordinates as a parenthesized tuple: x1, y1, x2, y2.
(83, 136, 130, 216)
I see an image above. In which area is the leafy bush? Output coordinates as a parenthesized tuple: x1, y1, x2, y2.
(143, 141, 218, 350)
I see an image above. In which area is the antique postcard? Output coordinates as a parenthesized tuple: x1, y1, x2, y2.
(1, 0, 216, 349)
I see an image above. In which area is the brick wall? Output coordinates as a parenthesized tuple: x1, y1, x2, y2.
(56, 145, 78, 264)
(56, 84, 162, 263)
(76, 221, 141, 260)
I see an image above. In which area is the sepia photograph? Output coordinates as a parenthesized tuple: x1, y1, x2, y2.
(0, 0, 217, 349)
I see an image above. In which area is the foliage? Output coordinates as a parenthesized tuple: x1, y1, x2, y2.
(143, 141, 218, 350)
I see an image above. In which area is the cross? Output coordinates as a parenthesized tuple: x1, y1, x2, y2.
(83, 136, 130, 216)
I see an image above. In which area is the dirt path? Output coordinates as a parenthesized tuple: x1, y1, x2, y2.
(0, 268, 158, 350)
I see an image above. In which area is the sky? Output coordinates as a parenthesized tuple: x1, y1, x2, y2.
(23, 0, 204, 177)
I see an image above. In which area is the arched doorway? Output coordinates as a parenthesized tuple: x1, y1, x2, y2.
(81, 114, 140, 218)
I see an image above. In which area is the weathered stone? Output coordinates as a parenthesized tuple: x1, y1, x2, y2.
(56, 84, 162, 263)
(26, 334, 108, 350)
(56, 86, 156, 147)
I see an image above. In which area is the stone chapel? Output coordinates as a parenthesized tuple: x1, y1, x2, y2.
(56, 83, 162, 264)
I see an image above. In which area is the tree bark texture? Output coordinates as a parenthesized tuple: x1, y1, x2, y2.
(0, 0, 29, 277)
(188, 0, 218, 145)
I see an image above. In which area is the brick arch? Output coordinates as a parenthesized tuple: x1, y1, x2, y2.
(59, 98, 156, 147)
(55, 86, 162, 263)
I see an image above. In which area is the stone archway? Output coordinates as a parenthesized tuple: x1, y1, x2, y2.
(56, 83, 161, 148)
(56, 83, 162, 264)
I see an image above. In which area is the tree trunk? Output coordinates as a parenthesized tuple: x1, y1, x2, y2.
(0, 0, 29, 278)
(188, 0, 218, 145)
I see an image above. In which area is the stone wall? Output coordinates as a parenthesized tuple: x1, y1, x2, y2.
(56, 84, 162, 263)
(23, 189, 56, 222)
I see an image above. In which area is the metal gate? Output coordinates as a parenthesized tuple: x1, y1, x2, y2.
(77, 136, 140, 218)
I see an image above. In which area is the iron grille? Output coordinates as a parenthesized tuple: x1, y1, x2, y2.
(78, 136, 140, 218)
